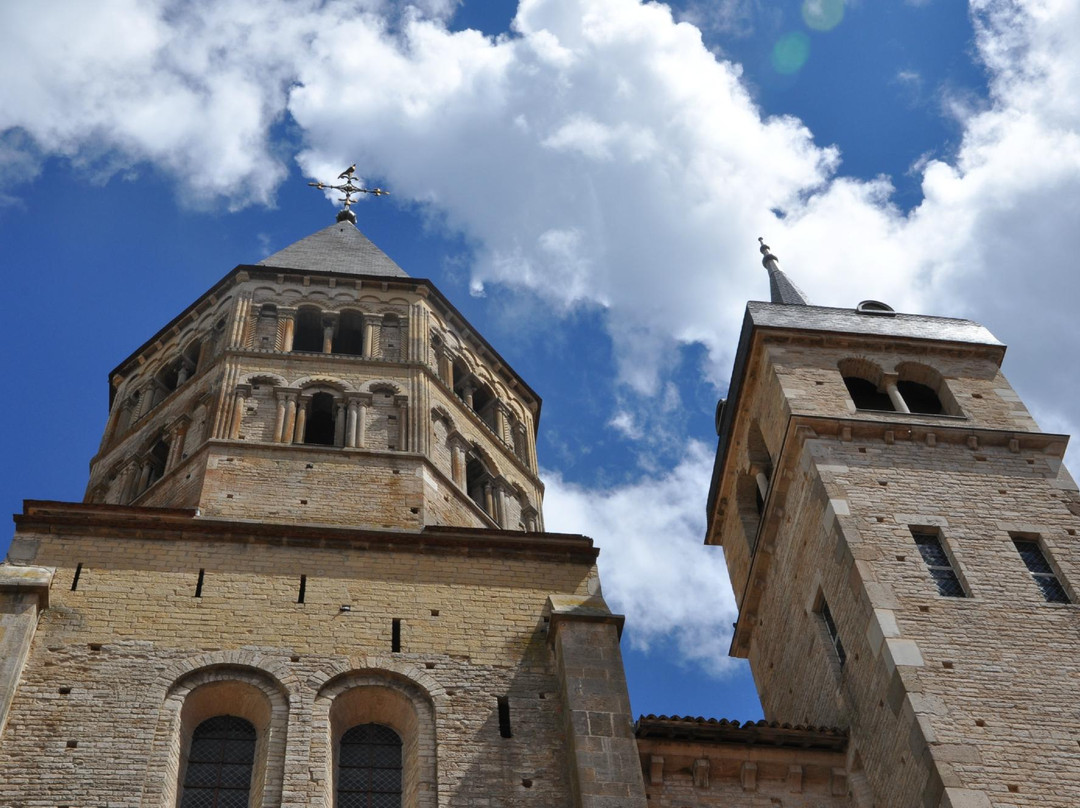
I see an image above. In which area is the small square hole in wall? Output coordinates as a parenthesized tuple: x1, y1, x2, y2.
(290, 656, 300, 662)
(1069, 529, 1077, 536)
(918, 605, 930, 613)
(876, 516, 886, 523)
(431, 609, 440, 617)
(411, 508, 420, 514)
(89, 644, 102, 652)
(972, 393, 984, 399)
(425, 662, 436, 670)
(896, 555, 906, 562)
(943, 661, 955, 669)
(1008, 785, 1019, 793)
(226, 494, 234, 499)
(66, 740, 78, 749)
(522, 779, 533, 788)
(306, 463, 314, 469)
(58, 687, 71, 695)
(975, 719, 986, 727)
(859, 448, 867, 453)
(300, 500, 308, 505)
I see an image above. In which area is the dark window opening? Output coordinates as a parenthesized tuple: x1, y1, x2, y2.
(912, 530, 965, 597)
(195, 568, 205, 598)
(497, 696, 512, 738)
(897, 381, 944, 415)
(1013, 539, 1070, 603)
(843, 376, 895, 411)
(305, 392, 336, 446)
(147, 438, 171, 487)
(71, 563, 83, 592)
(293, 308, 324, 352)
(333, 311, 365, 356)
(391, 618, 401, 652)
(180, 715, 256, 808)
(820, 599, 846, 666)
(297, 575, 307, 604)
(182, 339, 203, 376)
(337, 723, 402, 808)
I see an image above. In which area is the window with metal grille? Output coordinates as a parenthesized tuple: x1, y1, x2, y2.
(1013, 539, 1070, 603)
(337, 723, 403, 808)
(180, 715, 256, 808)
(912, 530, 965, 597)
(820, 599, 846, 667)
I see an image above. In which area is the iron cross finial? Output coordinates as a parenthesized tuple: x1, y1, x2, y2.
(308, 166, 389, 224)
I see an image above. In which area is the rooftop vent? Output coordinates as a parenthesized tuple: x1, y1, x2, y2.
(856, 300, 896, 316)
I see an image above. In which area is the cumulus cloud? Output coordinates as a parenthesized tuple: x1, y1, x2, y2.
(3, 0, 1080, 674)
(543, 441, 739, 673)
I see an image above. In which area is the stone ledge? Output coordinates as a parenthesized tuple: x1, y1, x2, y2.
(0, 564, 54, 609)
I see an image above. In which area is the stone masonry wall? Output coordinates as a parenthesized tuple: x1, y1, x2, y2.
(0, 526, 601, 807)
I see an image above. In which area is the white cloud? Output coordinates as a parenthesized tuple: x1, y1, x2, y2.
(543, 441, 740, 673)
(3, 0, 1080, 675)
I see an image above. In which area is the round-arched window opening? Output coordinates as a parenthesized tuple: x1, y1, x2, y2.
(179, 715, 256, 808)
(843, 376, 895, 411)
(305, 392, 337, 446)
(293, 308, 324, 353)
(897, 380, 944, 415)
(337, 723, 402, 808)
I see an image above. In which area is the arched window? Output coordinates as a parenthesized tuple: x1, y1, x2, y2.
(305, 392, 337, 446)
(842, 376, 895, 411)
(294, 307, 324, 352)
(334, 311, 365, 357)
(180, 715, 257, 808)
(466, 457, 493, 519)
(897, 380, 944, 415)
(337, 723, 403, 808)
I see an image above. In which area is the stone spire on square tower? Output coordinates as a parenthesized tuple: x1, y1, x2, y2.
(86, 197, 544, 533)
(705, 266, 1080, 805)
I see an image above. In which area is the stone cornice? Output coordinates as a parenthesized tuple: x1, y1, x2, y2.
(14, 500, 598, 563)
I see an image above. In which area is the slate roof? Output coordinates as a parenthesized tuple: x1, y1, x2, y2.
(257, 221, 409, 278)
(746, 301, 1002, 346)
(635, 715, 847, 751)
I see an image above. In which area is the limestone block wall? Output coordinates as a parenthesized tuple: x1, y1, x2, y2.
(637, 730, 850, 808)
(0, 510, 604, 807)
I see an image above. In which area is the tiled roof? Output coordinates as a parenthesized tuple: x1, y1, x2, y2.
(635, 715, 847, 751)
(257, 221, 409, 278)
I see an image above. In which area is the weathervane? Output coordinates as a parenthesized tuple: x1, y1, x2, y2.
(307, 164, 389, 224)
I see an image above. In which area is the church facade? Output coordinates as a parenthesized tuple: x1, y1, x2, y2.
(0, 217, 1076, 807)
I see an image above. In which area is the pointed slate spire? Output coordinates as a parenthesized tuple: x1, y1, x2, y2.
(759, 237, 809, 306)
(257, 221, 409, 278)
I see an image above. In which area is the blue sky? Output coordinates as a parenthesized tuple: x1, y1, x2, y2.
(2, 0, 1079, 722)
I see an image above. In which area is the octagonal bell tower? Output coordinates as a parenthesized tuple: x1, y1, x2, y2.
(86, 218, 544, 533)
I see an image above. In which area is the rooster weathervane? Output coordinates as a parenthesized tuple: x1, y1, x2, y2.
(308, 164, 389, 224)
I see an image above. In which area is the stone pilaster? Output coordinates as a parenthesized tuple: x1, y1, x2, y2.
(0, 565, 53, 739)
(547, 595, 645, 808)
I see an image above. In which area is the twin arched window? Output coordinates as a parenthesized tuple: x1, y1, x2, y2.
(179, 716, 402, 808)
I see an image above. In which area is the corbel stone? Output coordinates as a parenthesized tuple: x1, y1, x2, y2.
(693, 758, 710, 789)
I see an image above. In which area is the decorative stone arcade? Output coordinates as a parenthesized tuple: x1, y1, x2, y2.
(85, 218, 545, 533)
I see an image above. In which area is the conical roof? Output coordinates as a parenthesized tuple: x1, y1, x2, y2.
(257, 221, 409, 278)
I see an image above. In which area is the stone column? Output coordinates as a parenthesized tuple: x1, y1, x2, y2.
(547, 595, 645, 808)
(883, 374, 910, 413)
(334, 401, 347, 447)
(362, 315, 380, 358)
(165, 417, 191, 472)
(346, 399, 360, 448)
(321, 315, 337, 354)
(483, 482, 495, 519)
(228, 384, 251, 441)
(461, 381, 476, 410)
(278, 307, 297, 352)
(494, 403, 510, 445)
(176, 361, 192, 386)
(136, 460, 153, 496)
(395, 395, 409, 451)
(118, 461, 140, 504)
(282, 395, 298, 444)
(294, 395, 310, 443)
(451, 443, 465, 487)
(273, 390, 288, 443)
(357, 394, 371, 448)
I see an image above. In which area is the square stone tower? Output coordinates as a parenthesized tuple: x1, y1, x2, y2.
(705, 292, 1080, 806)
